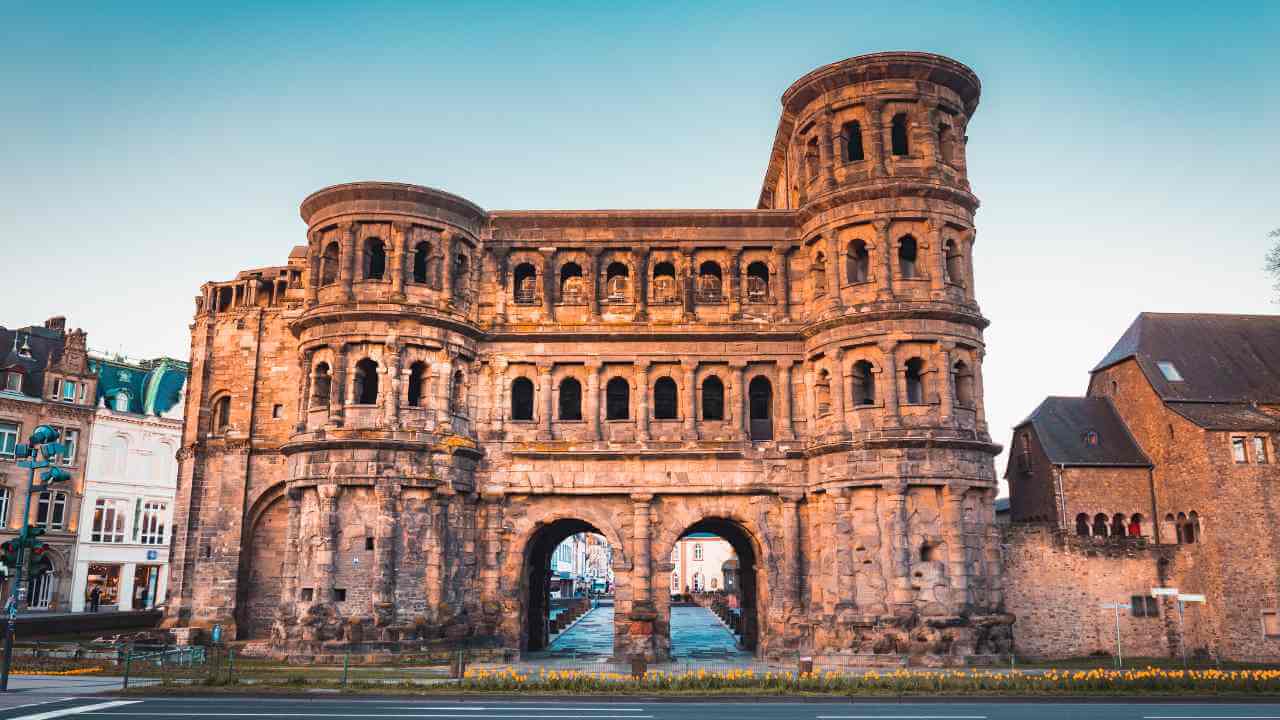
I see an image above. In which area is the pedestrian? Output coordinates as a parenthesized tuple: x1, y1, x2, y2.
(89, 584, 101, 613)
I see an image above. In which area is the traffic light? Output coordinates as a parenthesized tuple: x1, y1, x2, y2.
(0, 541, 19, 573)
(39, 467, 70, 486)
(28, 426, 59, 445)
(38, 442, 66, 462)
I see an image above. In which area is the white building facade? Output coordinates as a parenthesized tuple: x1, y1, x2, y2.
(71, 356, 186, 612)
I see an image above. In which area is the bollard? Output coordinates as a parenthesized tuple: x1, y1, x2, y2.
(122, 643, 132, 691)
(342, 649, 350, 687)
(630, 654, 647, 679)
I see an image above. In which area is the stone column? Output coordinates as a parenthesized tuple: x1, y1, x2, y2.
(480, 489, 504, 611)
(942, 485, 969, 611)
(819, 110, 836, 188)
(681, 360, 698, 442)
(425, 491, 446, 619)
(586, 360, 602, 443)
(339, 222, 356, 300)
(825, 237, 844, 311)
(833, 490, 853, 611)
(316, 484, 341, 602)
(681, 247, 696, 321)
(391, 222, 408, 300)
(781, 492, 803, 609)
(540, 248, 556, 322)
(868, 100, 887, 178)
(878, 340, 899, 427)
(634, 248, 650, 321)
(587, 247, 603, 320)
(962, 230, 977, 305)
(830, 347, 849, 437)
(731, 361, 747, 440)
(305, 233, 320, 306)
(884, 481, 913, 607)
(874, 220, 894, 301)
(727, 246, 743, 319)
(492, 358, 508, 437)
(281, 487, 302, 610)
(493, 246, 510, 321)
(927, 219, 946, 299)
(777, 360, 795, 440)
(937, 342, 954, 426)
(973, 349, 988, 432)
(630, 494, 654, 611)
(537, 362, 554, 441)
(774, 246, 791, 319)
(440, 231, 455, 307)
(330, 344, 348, 426)
(295, 349, 313, 433)
(373, 482, 400, 620)
(435, 354, 454, 430)
(635, 360, 650, 443)
(803, 361, 817, 432)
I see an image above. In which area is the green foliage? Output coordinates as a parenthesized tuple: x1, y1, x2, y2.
(1266, 228, 1280, 300)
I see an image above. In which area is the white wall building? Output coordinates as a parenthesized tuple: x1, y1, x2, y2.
(670, 533, 736, 595)
(71, 355, 186, 612)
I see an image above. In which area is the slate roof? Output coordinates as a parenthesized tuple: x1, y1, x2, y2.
(1167, 402, 1280, 432)
(0, 324, 66, 398)
(1094, 313, 1280, 404)
(92, 355, 189, 416)
(1015, 396, 1151, 467)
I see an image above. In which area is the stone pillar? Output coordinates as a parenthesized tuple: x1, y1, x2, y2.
(727, 246, 743, 319)
(586, 360, 602, 443)
(833, 490, 853, 611)
(928, 219, 946, 299)
(384, 341, 401, 426)
(440, 231, 455, 307)
(937, 342, 954, 426)
(373, 483, 400, 618)
(777, 360, 795, 440)
(731, 361, 747, 440)
(281, 487, 302, 610)
(330, 344, 347, 426)
(824, 237, 844, 311)
(492, 358, 508, 437)
(587, 247, 603, 320)
(982, 488, 1004, 609)
(774, 246, 791, 319)
(316, 484, 341, 601)
(830, 347, 849, 437)
(781, 492, 803, 609)
(962, 229, 977, 305)
(537, 362, 554, 441)
(819, 110, 836, 188)
(874, 220, 894, 301)
(634, 248, 649, 321)
(425, 491, 446, 619)
(884, 481, 913, 607)
(434, 354, 454, 430)
(868, 100, 887, 178)
(635, 360, 650, 443)
(305, 233, 320, 306)
(480, 489, 504, 611)
(540, 248, 556, 322)
(973, 349, 988, 432)
(681, 247, 696, 321)
(681, 360, 698, 442)
(630, 493, 655, 612)
(493, 246, 510, 321)
(295, 349, 313, 433)
(942, 485, 969, 611)
(803, 362, 817, 432)
(339, 222, 356, 300)
(878, 341, 899, 427)
(391, 222, 408, 300)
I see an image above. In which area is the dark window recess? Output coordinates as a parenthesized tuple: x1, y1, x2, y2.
(511, 378, 535, 421)
(513, 263, 538, 303)
(852, 360, 875, 406)
(654, 377, 678, 419)
(702, 377, 725, 420)
(363, 238, 386, 280)
(354, 358, 379, 404)
(365, 537, 375, 551)
(413, 241, 430, 283)
(1131, 596, 1159, 617)
(899, 236, 919, 278)
(559, 378, 583, 421)
(271, 404, 283, 419)
(748, 376, 773, 441)
(843, 121, 864, 161)
(1075, 514, 1090, 536)
(847, 240, 869, 283)
(321, 242, 340, 285)
(904, 358, 925, 404)
(333, 588, 347, 602)
(891, 113, 909, 156)
(300, 588, 314, 601)
(407, 362, 426, 407)
(606, 377, 630, 420)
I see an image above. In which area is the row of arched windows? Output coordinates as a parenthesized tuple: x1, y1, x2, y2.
(815, 112, 961, 171)
(1166, 511, 1201, 544)
(818, 237, 965, 289)
(317, 237, 468, 294)
(306, 359, 466, 413)
(813, 357, 975, 410)
(1075, 512, 1145, 539)
(512, 260, 772, 306)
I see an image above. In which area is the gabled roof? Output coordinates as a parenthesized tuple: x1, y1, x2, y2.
(1015, 396, 1151, 467)
(1093, 313, 1280, 404)
(0, 323, 65, 398)
(1167, 402, 1280, 432)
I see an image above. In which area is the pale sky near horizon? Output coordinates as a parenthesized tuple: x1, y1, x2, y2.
(2, 1, 1277, 481)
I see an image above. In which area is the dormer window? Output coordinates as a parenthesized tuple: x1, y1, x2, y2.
(1156, 361, 1183, 382)
(2, 371, 21, 393)
(114, 392, 130, 412)
(1083, 430, 1100, 447)
(61, 380, 77, 402)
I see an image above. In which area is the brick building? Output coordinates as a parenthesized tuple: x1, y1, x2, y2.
(164, 51, 1013, 664)
(0, 317, 98, 611)
(1005, 313, 1280, 661)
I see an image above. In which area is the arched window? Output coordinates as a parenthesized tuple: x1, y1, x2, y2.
(702, 376, 724, 420)
(852, 360, 875, 406)
(511, 377, 535, 420)
(748, 376, 773, 441)
(697, 261, 723, 301)
(320, 242, 340, 286)
(746, 261, 769, 302)
(654, 377, 678, 419)
(842, 120, 864, 162)
(559, 262, 584, 303)
(513, 263, 537, 304)
(953, 360, 974, 407)
(412, 241, 430, 284)
(312, 363, 331, 408)
(452, 253, 469, 297)
(1111, 513, 1126, 537)
(407, 362, 426, 407)
(114, 392, 130, 412)
(354, 358, 378, 405)
(450, 369, 465, 414)
(805, 137, 820, 179)
(1092, 513, 1109, 538)
(811, 251, 827, 296)
(1129, 514, 1144, 538)
(652, 262, 677, 303)
(944, 239, 964, 286)
(606, 262, 629, 301)
(904, 358, 925, 405)
(1075, 513, 1090, 537)
(559, 378, 582, 421)
(815, 370, 832, 415)
(847, 240, 870, 283)
(606, 377, 630, 420)
(213, 395, 231, 433)
(1187, 511, 1200, 543)
(898, 236, 919, 278)
(363, 238, 386, 280)
(937, 123, 955, 165)
(891, 113, 909, 156)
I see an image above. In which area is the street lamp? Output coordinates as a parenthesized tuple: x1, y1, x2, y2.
(0, 425, 73, 692)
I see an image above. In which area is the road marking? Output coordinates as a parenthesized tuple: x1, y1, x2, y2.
(10, 701, 140, 720)
(1145, 717, 1280, 719)
(817, 716, 987, 719)
(88, 715, 654, 719)
(405, 710, 645, 713)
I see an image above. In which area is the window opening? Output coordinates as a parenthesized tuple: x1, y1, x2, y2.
(312, 363, 331, 408)
(944, 239, 964, 286)
(697, 262, 723, 302)
(559, 378, 583, 421)
(1254, 436, 1268, 464)
(363, 238, 386, 280)
(213, 396, 231, 433)
(559, 262, 584, 304)
(654, 377, 678, 419)
(953, 360, 974, 407)
(652, 262, 677, 304)
(413, 241, 430, 284)
(354, 358, 379, 405)
(843, 121, 864, 161)
(847, 240, 869, 283)
(1092, 513, 1109, 538)
(891, 113, 909, 156)
(904, 358, 925, 404)
(1075, 513, 1090, 537)
(898, 236, 919, 278)
(748, 376, 773, 441)
(1157, 361, 1183, 382)
(511, 377, 535, 420)
(407, 362, 426, 407)
(746, 261, 769, 302)
(606, 377, 630, 420)
(852, 360, 875, 406)
(321, 242, 340, 285)
(450, 369, 465, 414)
(513, 263, 538, 304)
(606, 262, 629, 301)
(702, 376, 725, 420)
(1232, 437, 1248, 463)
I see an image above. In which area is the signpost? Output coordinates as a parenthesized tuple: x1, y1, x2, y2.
(1100, 602, 1131, 668)
(1151, 587, 1206, 668)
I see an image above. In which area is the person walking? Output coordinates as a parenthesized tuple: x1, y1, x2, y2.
(88, 584, 101, 613)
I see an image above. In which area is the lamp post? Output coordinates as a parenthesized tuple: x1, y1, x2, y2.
(1100, 601, 1131, 669)
(0, 425, 72, 692)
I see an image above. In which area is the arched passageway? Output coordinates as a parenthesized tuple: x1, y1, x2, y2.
(668, 518, 759, 655)
(522, 518, 611, 652)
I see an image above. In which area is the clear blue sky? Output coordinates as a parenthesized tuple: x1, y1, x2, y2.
(3, 1, 1277, 478)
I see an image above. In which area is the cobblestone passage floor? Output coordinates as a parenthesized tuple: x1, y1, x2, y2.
(544, 603, 748, 659)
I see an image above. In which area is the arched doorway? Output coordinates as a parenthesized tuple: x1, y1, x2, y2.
(237, 496, 287, 639)
(522, 519, 613, 654)
(27, 556, 55, 610)
(668, 518, 759, 655)
(748, 376, 773, 441)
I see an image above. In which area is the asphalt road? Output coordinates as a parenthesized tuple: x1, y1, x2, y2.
(5, 697, 1280, 720)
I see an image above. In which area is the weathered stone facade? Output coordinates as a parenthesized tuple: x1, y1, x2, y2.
(164, 51, 1010, 663)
